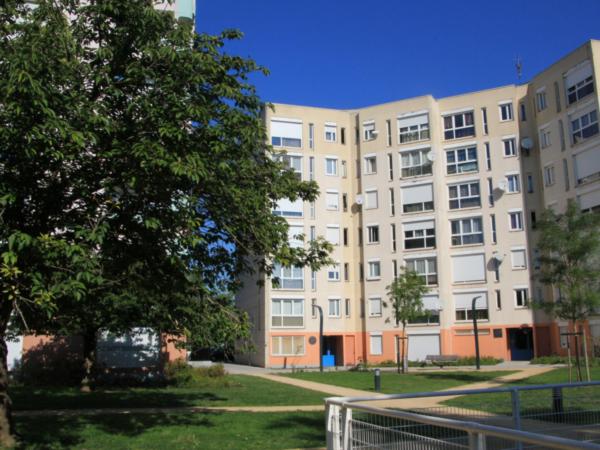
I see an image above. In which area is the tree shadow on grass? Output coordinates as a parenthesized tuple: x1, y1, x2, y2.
(13, 386, 228, 411)
(16, 412, 220, 449)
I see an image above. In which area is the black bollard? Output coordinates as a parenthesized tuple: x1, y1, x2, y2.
(374, 368, 381, 392)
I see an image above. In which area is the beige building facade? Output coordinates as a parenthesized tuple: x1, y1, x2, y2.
(237, 40, 600, 368)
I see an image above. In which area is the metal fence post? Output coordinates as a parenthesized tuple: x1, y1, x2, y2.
(552, 386, 564, 421)
(468, 432, 487, 449)
(511, 388, 523, 450)
(341, 405, 352, 450)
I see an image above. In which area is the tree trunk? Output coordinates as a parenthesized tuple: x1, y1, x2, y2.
(0, 301, 16, 447)
(80, 329, 97, 392)
(573, 323, 583, 382)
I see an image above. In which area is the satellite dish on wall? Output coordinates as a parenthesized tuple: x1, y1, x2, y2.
(497, 180, 507, 192)
(371, 130, 379, 136)
(493, 251, 505, 263)
(426, 151, 436, 162)
(356, 194, 364, 205)
(521, 137, 533, 150)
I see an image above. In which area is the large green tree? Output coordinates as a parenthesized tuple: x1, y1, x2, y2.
(536, 200, 600, 380)
(386, 268, 429, 373)
(0, 0, 330, 445)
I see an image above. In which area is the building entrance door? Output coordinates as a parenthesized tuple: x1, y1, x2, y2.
(509, 327, 534, 361)
(323, 336, 344, 366)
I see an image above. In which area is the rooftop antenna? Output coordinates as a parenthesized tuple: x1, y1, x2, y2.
(515, 55, 523, 82)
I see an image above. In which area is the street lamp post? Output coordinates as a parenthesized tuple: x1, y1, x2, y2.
(472, 295, 482, 370)
(313, 304, 324, 373)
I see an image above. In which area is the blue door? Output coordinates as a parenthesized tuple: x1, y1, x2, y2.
(509, 328, 534, 361)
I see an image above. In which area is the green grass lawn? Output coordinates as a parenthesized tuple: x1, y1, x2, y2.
(12, 375, 326, 411)
(282, 370, 516, 394)
(16, 411, 326, 450)
(443, 367, 600, 415)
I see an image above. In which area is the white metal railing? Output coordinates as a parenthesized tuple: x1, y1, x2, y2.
(326, 381, 600, 450)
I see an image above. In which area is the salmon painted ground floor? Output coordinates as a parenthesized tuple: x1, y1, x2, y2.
(260, 322, 600, 369)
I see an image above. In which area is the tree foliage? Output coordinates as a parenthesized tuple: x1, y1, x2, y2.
(0, 0, 331, 443)
(535, 200, 600, 322)
(386, 269, 429, 330)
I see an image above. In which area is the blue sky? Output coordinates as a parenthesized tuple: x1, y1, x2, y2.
(197, 0, 600, 110)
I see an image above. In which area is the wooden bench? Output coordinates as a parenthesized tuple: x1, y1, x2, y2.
(424, 355, 459, 368)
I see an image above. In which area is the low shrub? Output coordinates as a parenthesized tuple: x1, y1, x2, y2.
(163, 360, 231, 387)
(531, 355, 600, 366)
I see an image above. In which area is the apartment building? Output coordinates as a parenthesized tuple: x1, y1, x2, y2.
(236, 40, 600, 368)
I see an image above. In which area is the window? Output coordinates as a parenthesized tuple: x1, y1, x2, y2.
(511, 249, 527, 269)
(343, 227, 348, 246)
(408, 295, 441, 324)
(515, 289, 528, 308)
(571, 110, 599, 144)
(485, 142, 491, 170)
(328, 264, 341, 282)
(563, 159, 570, 191)
(309, 156, 314, 180)
(310, 226, 316, 242)
(446, 146, 478, 174)
(340, 127, 346, 145)
(530, 211, 537, 229)
(481, 108, 488, 135)
(554, 81, 562, 113)
(449, 181, 481, 209)
(367, 260, 381, 279)
(274, 154, 302, 180)
(544, 165, 555, 186)
(365, 189, 378, 209)
(403, 220, 435, 250)
(271, 119, 302, 148)
(391, 224, 397, 252)
(325, 157, 338, 176)
(358, 227, 362, 246)
(309, 201, 315, 219)
(503, 138, 516, 157)
(311, 270, 316, 290)
(369, 297, 382, 317)
(271, 298, 304, 327)
(363, 121, 376, 141)
(499, 102, 513, 121)
(484, 179, 493, 208)
(451, 253, 486, 283)
(366, 225, 380, 244)
(308, 123, 314, 149)
(288, 225, 304, 248)
(386, 120, 392, 146)
(495, 290, 502, 310)
(273, 198, 303, 217)
(454, 292, 488, 321)
(540, 127, 551, 149)
(559, 120, 566, 151)
(326, 225, 340, 245)
(506, 174, 521, 193)
(326, 190, 339, 210)
(400, 148, 432, 177)
(398, 113, 430, 143)
(526, 173, 534, 193)
(392, 259, 398, 278)
(401, 183, 434, 213)
(451, 217, 483, 246)
(324, 123, 337, 142)
(389, 188, 395, 216)
(405, 257, 437, 285)
(536, 90, 547, 112)
(359, 263, 364, 281)
(520, 103, 527, 121)
(370, 334, 382, 355)
(311, 298, 317, 318)
(328, 297, 341, 317)
(364, 155, 377, 174)
(342, 193, 348, 212)
(341, 160, 347, 178)
(565, 62, 594, 105)
(344, 263, 349, 281)
(345, 298, 351, 317)
(509, 211, 523, 231)
(444, 111, 475, 140)
(387, 153, 394, 180)
(490, 214, 497, 244)
(272, 336, 304, 356)
(272, 264, 304, 289)
(574, 147, 600, 185)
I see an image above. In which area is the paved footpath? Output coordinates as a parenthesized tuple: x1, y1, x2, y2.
(15, 365, 556, 417)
